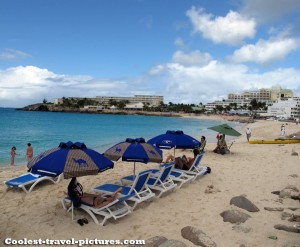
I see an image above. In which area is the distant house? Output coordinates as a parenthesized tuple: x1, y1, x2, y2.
(228, 109, 250, 115)
(82, 105, 103, 111)
(192, 106, 205, 112)
(124, 102, 144, 110)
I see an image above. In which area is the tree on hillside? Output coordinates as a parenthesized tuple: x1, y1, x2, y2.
(214, 105, 224, 113)
(116, 100, 127, 109)
(108, 99, 118, 106)
(225, 105, 232, 112)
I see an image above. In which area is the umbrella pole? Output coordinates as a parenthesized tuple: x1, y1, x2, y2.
(174, 146, 176, 157)
(134, 162, 136, 175)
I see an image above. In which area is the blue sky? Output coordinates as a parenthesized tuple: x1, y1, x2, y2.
(1, 0, 300, 107)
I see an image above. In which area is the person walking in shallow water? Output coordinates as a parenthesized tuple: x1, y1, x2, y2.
(10, 146, 19, 166)
(26, 143, 33, 162)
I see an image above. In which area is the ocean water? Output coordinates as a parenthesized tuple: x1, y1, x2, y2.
(0, 108, 243, 166)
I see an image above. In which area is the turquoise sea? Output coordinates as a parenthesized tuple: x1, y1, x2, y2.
(0, 108, 244, 166)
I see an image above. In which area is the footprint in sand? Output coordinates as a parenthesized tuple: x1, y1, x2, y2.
(191, 216, 198, 222)
(132, 224, 141, 230)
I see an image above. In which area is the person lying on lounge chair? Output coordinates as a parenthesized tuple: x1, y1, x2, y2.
(162, 154, 195, 170)
(67, 177, 121, 208)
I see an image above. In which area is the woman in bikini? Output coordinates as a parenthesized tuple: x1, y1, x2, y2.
(67, 177, 122, 208)
(162, 154, 195, 170)
(10, 146, 19, 166)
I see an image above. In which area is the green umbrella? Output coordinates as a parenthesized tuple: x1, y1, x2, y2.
(208, 124, 241, 137)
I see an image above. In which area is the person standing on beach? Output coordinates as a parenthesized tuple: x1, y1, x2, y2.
(26, 143, 33, 162)
(281, 125, 285, 137)
(10, 146, 19, 166)
(246, 128, 251, 142)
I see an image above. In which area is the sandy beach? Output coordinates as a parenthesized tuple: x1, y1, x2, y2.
(0, 119, 299, 247)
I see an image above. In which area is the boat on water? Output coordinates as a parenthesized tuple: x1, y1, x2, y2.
(249, 139, 300, 144)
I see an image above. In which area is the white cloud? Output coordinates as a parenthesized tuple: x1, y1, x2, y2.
(162, 61, 249, 103)
(155, 61, 300, 104)
(186, 7, 256, 45)
(0, 49, 31, 61)
(174, 37, 185, 48)
(0, 66, 128, 107)
(1, 62, 300, 108)
(229, 37, 300, 64)
(241, 0, 300, 23)
(148, 64, 166, 75)
(172, 50, 212, 67)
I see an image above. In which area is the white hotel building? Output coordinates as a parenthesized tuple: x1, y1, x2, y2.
(267, 97, 300, 119)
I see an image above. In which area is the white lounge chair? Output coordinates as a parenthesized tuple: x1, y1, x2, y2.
(153, 162, 194, 188)
(93, 170, 155, 210)
(4, 173, 62, 193)
(121, 163, 177, 198)
(145, 163, 177, 197)
(62, 194, 133, 226)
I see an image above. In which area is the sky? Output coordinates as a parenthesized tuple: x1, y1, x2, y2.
(0, 0, 300, 107)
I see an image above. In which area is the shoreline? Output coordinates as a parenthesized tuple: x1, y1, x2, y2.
(17, 104, 254, 123)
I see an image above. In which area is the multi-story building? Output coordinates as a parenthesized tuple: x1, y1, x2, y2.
(95, 95, 163, 107)
(206, 86, 295, 114)
(270, 86, 294, 100)
(54, 97, 88, 105)
(54, 95, 164, 108)
(205, 99, 252, 112)
(228, 86, 293, 102)
(130, 95, 163, 106)
(228, 88, 271, 101)
(267, 97, 300, 119)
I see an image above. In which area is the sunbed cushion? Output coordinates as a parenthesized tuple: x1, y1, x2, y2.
(5, 173, 41, 187)
(94, 184, 132, 195)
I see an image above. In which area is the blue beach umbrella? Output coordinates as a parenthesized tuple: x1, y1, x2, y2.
(104, 138, 163, 174)
(27, 141, 114, 179)
(147, 130, 200, 155)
